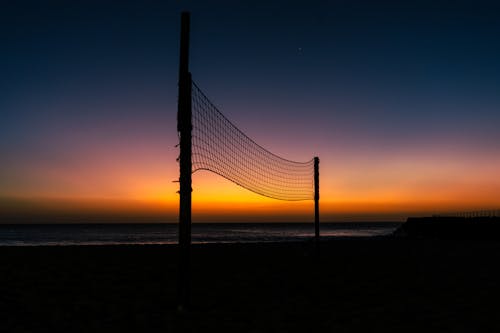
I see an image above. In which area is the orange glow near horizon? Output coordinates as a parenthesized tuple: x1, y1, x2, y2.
(1, 143, 500, 223)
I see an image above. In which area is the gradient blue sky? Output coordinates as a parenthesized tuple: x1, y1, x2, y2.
(1, 0, 500, 222)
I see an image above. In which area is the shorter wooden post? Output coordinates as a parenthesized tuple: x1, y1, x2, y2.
(314, 157, 320, 242)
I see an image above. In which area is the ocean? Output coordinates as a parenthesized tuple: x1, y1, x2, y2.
(0, 222, 399, 246)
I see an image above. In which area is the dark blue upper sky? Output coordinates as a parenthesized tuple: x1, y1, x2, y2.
(2, 1, 499, 139)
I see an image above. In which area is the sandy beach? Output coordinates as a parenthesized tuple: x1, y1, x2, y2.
(2, 238, 500, 332)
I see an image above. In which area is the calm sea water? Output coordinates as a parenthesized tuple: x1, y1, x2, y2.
(0, 223, 399, 246)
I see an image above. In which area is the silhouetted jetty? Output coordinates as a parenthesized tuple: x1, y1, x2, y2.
(394, 216, 500, 240)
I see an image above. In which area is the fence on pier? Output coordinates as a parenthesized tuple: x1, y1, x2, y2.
(433, 210, 500, 218)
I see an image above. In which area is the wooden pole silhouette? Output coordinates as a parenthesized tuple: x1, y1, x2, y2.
(177, 11, 192, 311)
(314, 157, 320, 242)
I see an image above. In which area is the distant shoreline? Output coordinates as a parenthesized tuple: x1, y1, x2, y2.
(0, 221, 403, 226)
(0, 222, 398, 246)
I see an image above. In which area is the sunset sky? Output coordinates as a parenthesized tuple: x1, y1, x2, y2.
(1, 1, 500, 223)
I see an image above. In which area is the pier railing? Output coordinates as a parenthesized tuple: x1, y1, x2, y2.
(433, 210, 500, 218)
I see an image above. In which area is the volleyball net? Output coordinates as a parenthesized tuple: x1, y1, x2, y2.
(191, 81, 315, 201)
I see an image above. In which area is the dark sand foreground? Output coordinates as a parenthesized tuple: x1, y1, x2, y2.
(2, 238, 500, 332)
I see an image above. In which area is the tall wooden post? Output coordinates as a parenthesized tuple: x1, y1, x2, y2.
(177, 11, 192, 311)
(314, 157, 320, 242)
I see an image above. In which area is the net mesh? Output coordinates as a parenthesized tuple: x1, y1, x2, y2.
(191, 81, 314, 201)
